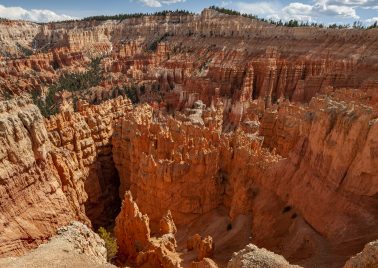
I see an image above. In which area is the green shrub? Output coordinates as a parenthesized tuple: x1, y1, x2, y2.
(97, 227, 118, 262)
(16, 43, 33, 57)
(112, 85, 140, 104)
(32, 58, 103, 117)
(82, 10, 192, 21)
(147, 33, 171, 51)
(368, 21, 378, 29)
(2, 90, 12, 100)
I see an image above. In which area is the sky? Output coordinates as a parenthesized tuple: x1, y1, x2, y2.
(0, 0, 377, 25)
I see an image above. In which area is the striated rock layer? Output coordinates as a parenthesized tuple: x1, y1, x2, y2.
(0, 98, 89, 257)
(114, 191, 181, 267)
(112, 89, 378, 267)
(1, 9, 377, 105)
(0, 96, 133, 257)
(0, 8, 377, 268)
(45, 97, 133, 227)
(1, 88, 377, 267)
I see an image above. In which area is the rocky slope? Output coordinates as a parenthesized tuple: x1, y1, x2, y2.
(110, 90, 378, 267)
(0, 98, 89, 257)
(0, 96, 133, 257)
(0, 7, 377, 268)
(343, 240, 378, 268)
(227, 244, 300, 268)
(0, 221, 115, 268)
(45, 97, 133, 227)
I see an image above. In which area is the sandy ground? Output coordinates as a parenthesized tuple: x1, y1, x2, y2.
(176, 206, 252, 267)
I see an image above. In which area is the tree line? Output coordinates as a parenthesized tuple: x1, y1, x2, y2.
(209, 6, 378, 29)
(81, 10, 193, 22)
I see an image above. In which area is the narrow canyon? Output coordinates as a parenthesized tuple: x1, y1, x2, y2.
(0, 8, 377, 268)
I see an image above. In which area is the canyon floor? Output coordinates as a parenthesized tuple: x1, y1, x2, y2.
(0, 8, 378, 268)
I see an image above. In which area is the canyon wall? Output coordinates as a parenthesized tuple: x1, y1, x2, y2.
(1, 90, 377, 266)
(0, 98, 88, 257)
(0, 8, 377, 268)
(0, 96, 132, 257)
(45, 97, 133, 227)
(1, 9, 377, 105)
(111, 90, 378, 267)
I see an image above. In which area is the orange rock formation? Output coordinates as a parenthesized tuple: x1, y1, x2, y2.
(115, 191, 181, 267)
(0, 8, 377, 268)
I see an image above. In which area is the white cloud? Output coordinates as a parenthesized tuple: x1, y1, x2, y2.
(233, 2, 315, 21)
(283, 3, 313, 14)
(235, 2, 276, 15)
(323, 0, 378, 7)
(233, 0, 367, 22)
(282, 2, 314, 21)
(136, 0, 185, 8)
(138, 0, 162, 7)
(220, 1, 233, 8)
(0, 5, 75, 22)
(314, 3, 359, 18)
(366, 16, 378, 23)
(160, 0, 186, 4)
(314, 0, 359, 18)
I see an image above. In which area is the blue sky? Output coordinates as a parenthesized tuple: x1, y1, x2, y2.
(0, 0, 377, 25)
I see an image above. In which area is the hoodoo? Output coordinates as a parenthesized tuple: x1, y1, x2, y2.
(0, 4, 377, 268)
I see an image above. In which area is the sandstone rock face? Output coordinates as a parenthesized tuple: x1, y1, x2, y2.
(114, 191, 151, 261)
(187, 234, 215, 261)
(112, 104, 225, 227)
(115, 191, 181, 267)
(0, 96, 133, 257)
(0, 8, 377, 268)
(257, 94, 378, 253)
(0, 49, 86, 96)
(187, 234, 203, 251)
(191, 258, 219, 268)
(160, 210, 177, 235)
(0, 20, 39, 57)
(1, 9, 377, 102)
(0, 221, 115, 268)
(112, 89, 378, 267)
(198, 236, 215, 261)
(227, 244, 301, 268)
(49, 221, 110, 265)
(343, 240, 378, 268)
(46, 97, 133, 227)
(0, 98, 89, 257)
(136, 235, 181, 268)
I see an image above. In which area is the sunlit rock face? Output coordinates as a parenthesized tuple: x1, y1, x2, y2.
(111, 91, 378, 267)
(0, 8, 377, 268)
(0, 98, 89, 257)
(0, 97, 132, 257)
